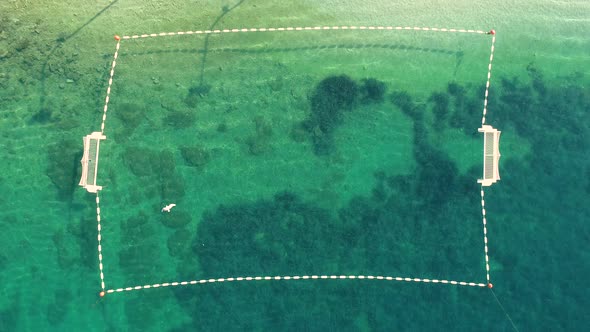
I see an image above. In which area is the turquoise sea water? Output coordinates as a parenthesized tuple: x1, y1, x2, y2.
(0, 1, 588, 331)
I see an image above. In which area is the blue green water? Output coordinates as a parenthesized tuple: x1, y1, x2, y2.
(0, 1, 589, 331)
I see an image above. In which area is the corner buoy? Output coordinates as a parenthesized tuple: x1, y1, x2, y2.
(99, 291, 105, 297)
(114, 35, 121, 41)
(487, 283, 493, 289)
(487, 29, 495, 35)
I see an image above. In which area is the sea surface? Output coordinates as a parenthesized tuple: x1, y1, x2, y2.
(0, 1, 588, 331)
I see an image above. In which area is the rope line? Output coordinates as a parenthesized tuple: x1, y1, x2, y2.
(481, 34, 496, 125)
(490, 288, 520, 332)
(481, 188, 491, 285)
(95, 193, 106, 292)
(121, 25, 488, 40)
(479, 33, 496, 287)
(93, 25, 498, 297)
(106, 275, 487, 294)
(100, 39, 120, 134)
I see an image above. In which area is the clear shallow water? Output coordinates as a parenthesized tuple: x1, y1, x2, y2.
(0, 1, 588, 331)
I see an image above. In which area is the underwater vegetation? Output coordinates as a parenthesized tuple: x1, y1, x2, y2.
(390, 90, 416, 119)
(359, 78, 387, 104)
(122, 146, 185, 201)
(158, 150, 185, 201)
(52, 228, 75, 269)
(303, 75, 359, 155)
(122, 146, 158, 177)
(216, 122, 228, 133)
(0, 304, 18, 332)
(390, 80, 485, 137)
(446, 82, 482, 137)
(308, 75, 358, 133)
(0, 253, 6, 273)
(245, 116, 274, 156)
(29, 107, 53, 125)
(125, 296, 160, 332)
(167, 229, 192, 257)
(267, 76, 284, 92)
(180, 145, 211, 168)
(48, 210, 96, 275)
(42, 202, 98, 327)
(193, 192, 339, 276)
(119, 211, 162, 280)
(24, 103, 79, 135)
(164, 110, 196, 129)
(113, 102, 146, 133)
(46, 288, 71, 326)
(160, 210, 192, 229)
(184, 84, 212, 108)
(488, 67, 590, 186)
(288, 120, 307, 143)
(296, 75, 390, 155)
(67, 213, 98, 270)
(413, 143, 461, 210)
(429, 92, 450, 130)
(46, 139, 82, 200)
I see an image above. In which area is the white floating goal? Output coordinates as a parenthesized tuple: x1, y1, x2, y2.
(79, 131, 107, 193)
(478, 125, 501, 187)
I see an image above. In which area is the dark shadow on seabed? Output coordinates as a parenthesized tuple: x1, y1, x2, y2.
(197, 0, 248, 87)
